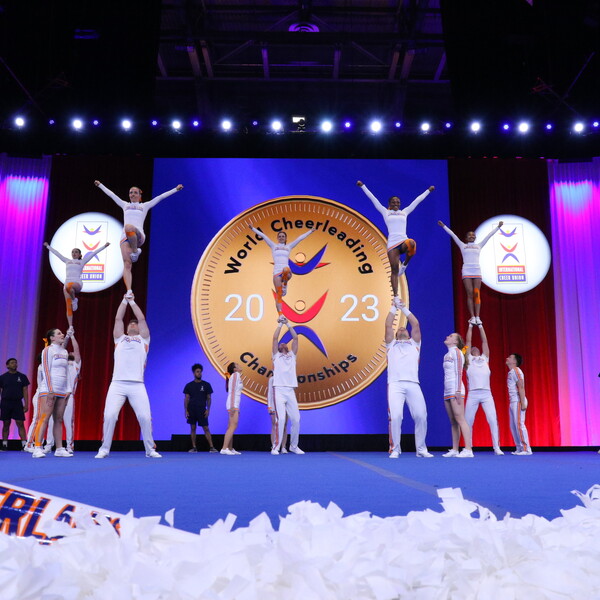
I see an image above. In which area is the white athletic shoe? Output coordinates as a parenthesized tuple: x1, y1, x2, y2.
(416, 450, 434, 458)
(131, 248, 142, 263)
(23, 445, 34, 453)
(494, 448, 505, 455)
(95, 449, 109, 459)
(289, 447, 305, 455)
(281, 447, 289, 454)
(32, 447, 46, 459)
(389, 450, 400, 459)
(220, 448, 234, 455)
(442, 449, 459, 457)
(456, 448, 474, 458)
(468, 317, 477, 325)
(475, 317, 482, 326)
(146, 450, 162, 458)
(72, 297, 78, 312)
(270, 449, 280, 455)
(54, 447, 73, 458)
(188, 448, 198, 453)
(398, 264, 407, 276)
(125, 290, 134, 300)
(393, 296, 402, 309)
(43, 444, 53, 454)
(231, 449, 242, 455)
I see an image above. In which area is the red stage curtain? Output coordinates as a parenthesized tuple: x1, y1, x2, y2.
(447, 158, 560, 447)
(34, 156, 154, 441)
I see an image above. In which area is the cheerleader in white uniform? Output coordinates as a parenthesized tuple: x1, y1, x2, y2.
(44, 242, 110, 327)
(221, 362, 243, 455)
(506, 353, 532, 455)
(267, 375, 288, 452)
(438, 220, 503, 324)
(249, 225, 315, 315)
(24, 358, 43, 452)
(465, 322, 503, 455)
(442, 333, 473, 458)
(94, 180, 183, 297)
(358, 180, 434, 298)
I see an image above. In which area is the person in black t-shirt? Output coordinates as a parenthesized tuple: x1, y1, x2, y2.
(183, 364, 217, 453)
(0, 358, 30, 450)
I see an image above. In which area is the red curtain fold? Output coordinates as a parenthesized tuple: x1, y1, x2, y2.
(447, 158, 560, 447)
(33, 156, 154, 441)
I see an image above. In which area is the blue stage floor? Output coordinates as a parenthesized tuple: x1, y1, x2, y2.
(2, 450, 598, 533)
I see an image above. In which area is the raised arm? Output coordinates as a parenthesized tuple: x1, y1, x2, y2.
(356, 181, 388, 218)
(385, 302, 397, 344)
(44, 242, 68, 263)
(94, 181, 128, 209)
(478, 221, 503, 249)
(466, 323, 473, 349)
(127, 295, 150, 338)
(272, 321, 284, 355)
(404, 186, 434, 216)
(250, 225, 277, 250)
(478, 323, 490, 358)
(287, 228, 315, 250)
(287, 321, 299, 355)
(438, 221, 463, 249)
(142, 184, 184, 211)
(70, 334, 81, 363)
(399, 299, 421, 343)
(113, 296, 128, 338)
(81, 242, 111, 266)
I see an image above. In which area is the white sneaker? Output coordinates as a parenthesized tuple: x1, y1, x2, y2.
(131, 248, 142, 263)
(443, 449, 459, 457)
(494, 448, 504, 455)
(146, 450, 162, 458)
(220, 448, 234, 455)
(457, 448, 474, 458)
(55, 447, 73, 457)
(521, 449, 533, 455)
(231, 449, 242, 455)
(389, 450, 400, 459)
(475, 317, 482, 326)
(398, 264, 407, 276)
(23, 445, 34, 453)
(32, 447, 46, 459)
(125, 290, 134, 300)
(289, 447, 305, 454)
(281, 448, 288, 454)
(468, 317, 477, 325)
(393, 296, 402, 309)
(43, 444, 53, 454)
(416, 450, 434, 458)
(72, 297, 78, 312)
(270, 449, 280, 455)
(95, 449, 109, 459)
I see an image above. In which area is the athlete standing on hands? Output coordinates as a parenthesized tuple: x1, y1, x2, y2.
(437, 221, 502, 324)
(94, 180, 183, 298)
(357, 180, 434, 299)
(249, 225, 315, 315)
(44, 242, 110, 328)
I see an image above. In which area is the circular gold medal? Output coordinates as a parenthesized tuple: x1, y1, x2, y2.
(191, 196, 408, 409)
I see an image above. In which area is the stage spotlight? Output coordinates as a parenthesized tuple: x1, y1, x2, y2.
(517, 122, 530, 133)
(420, 122, 430, 133)
(344, 121, 352, 129)
(271, 120, 283, 132)
(502, 123, 510, 131)
(252, 120, 259, 127)
(470, 121, 481, 133)
(14, 117, 25, 128)
(320, 120, 333, 133)
(72, 118, 83, 130)
(192, 120, 200, 127)
(171, 120, 182, 130)
(92, 119, 99, 126)
(221, 119, 232, 132)
(395, 121, 402, 129)
(545, 123, 553, 130)
(369, 120, 382, 133)
(151, 120, 158, 127)
(445, 122, 452, 129)
(593, 121, 599, 128)
(573, 122, 585, 133)
(49, 119, 55, 125)
(121, 119, 132, 130)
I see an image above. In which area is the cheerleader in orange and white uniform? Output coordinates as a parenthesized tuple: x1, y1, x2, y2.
(357, 180, 434, 298)
(221, 362, 243, 455)
(249, 225, 315, 315)
(441, 332, 473, 458)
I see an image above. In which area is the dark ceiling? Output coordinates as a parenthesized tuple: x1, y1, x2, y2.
(1, 0, 598, 157)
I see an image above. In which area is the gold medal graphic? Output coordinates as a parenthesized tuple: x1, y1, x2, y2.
(191, 196, 408, 409)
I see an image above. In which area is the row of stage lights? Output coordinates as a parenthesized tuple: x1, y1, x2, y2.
(9, 115, 600, 135)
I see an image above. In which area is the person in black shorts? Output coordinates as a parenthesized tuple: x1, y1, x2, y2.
(1, 358, 30, 451)
(183, 363, 217, 453)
